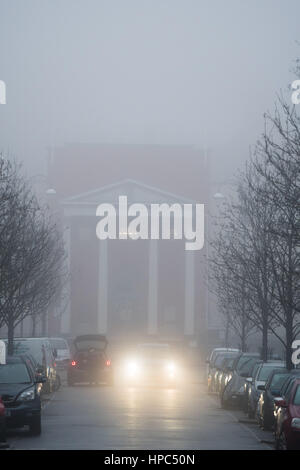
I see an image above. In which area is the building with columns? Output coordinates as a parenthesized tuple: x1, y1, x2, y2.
(45, 143, 214, 348)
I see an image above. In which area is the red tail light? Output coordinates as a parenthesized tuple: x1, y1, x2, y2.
(106, 359, 111, 367)
(71, 360, 77, 366)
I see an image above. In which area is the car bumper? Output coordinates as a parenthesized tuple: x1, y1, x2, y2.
(68, 367, 112, 383)
(4, 401, 41, 428)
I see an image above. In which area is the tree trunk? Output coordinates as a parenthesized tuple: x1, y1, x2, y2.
(7, 316, 14, 356)
(31, 315, 36, 337)
(261, 319, 268, 361)
(286, 315, 294, 370)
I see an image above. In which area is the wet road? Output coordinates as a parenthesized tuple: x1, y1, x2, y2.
(6, 370, 272, 450)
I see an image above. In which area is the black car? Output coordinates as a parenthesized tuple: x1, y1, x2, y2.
(67, 335, 114, 386)
(0, 355, 46, 435)
(257, 368, 289, 430)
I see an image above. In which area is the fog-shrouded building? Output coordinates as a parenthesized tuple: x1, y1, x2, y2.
(45, 143, 219, 349)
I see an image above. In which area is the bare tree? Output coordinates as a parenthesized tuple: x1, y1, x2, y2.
(0, 158, 67, 355)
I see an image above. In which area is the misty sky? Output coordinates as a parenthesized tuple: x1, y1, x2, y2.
(0, 0, 299, 180)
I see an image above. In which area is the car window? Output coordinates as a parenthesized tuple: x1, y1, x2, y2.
(0, 363, 31, 384)
(284, 379, 296, 401)
(258, 365, 282, 382)
(269, 373, 290, 392)
(293, 386, 300, 406)
(238, 357, 258, 375)
(50, 339, 69, 350)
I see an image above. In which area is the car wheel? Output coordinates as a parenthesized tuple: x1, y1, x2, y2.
(247, 401, 254, 419)
(67, 377, 75, 386)
(29, 414, 41, 436)
(275, 431, 288, 450)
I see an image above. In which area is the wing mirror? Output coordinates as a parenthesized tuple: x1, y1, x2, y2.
(246, 377, 253, 383)
(274, 397, 287, 407)
(35, 374, 47, 384)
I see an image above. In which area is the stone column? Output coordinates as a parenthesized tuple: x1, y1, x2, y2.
(97, 239, 108, 334)
(184, 250, 195, 336)
(61, 223, 71, 334)
(147, 239, 158, 335)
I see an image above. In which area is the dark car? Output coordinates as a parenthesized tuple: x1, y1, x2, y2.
(246, 361, 285, 420)
(243, 360, 263, 415)
(3, 337, 57, 394)
(0, 355, 46, 435)
(67, 335, 113, 386)
(0, 396, 5, 443)
(221, 353, 260, 409)
(256, 368, 290, 430)
(274, 377, 300, 450)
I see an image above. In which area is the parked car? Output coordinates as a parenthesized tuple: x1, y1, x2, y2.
(206, 348, 240, 392)
(67, 335, 114, 386)
(243, 360, 263, 415)
(256, 368, 289, 429)
(0, 355, 46, 435)
(210, 352, 240, 393)
(221, 353, 260, 409)
(0, 396, 5, 443)
(246, 361, 285, 420)
(215, 356, 238, 394)
(49, 337, 71, 370)
(274, 377, 300, 450)
(4, 338, 57, 394)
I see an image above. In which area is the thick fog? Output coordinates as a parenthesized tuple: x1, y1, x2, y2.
(0, 0, 299, 179)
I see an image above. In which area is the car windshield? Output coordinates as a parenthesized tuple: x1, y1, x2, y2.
(11, 340, 46, 365)
(50, 339, 68, 350)
(258, 365, 283, 382)
(270, 373, 290, 392)
(0, 363, 31, 384)
(237, 357, 258, 375)
(137, 345, 170, 359)
(215, 354, 236, 368)
(75, 339, 106, 351)
(293, 386, 300, 406)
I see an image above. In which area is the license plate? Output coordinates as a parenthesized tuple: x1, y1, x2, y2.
(4, 409, 11, 417)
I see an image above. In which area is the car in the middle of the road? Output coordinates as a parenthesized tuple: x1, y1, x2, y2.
(123, 342, 180, 387)
(67, 334, 114, 386)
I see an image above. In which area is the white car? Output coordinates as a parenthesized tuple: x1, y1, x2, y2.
(49, 337, 71, 370)
(123, 343, 180, 387)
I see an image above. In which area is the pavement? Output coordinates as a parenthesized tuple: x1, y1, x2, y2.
(4, 366, 274, 450)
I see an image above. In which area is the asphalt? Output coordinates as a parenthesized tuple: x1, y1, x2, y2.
(4, 367, 273, 450)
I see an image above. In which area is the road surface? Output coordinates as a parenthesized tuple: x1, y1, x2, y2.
(6, 372, 272, 450)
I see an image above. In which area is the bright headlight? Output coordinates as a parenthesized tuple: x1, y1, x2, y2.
(166, 362, 176, 373)
(19, 386, 35, 402)
(126, 360, 140, 376)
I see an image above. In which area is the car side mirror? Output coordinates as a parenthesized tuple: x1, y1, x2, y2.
(35, 374, 47, 384)
(257, 385, 265, 391)
(240, 372, 249, 378)
(274, 397, 287, 407)
(246, 377, 253, 383)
